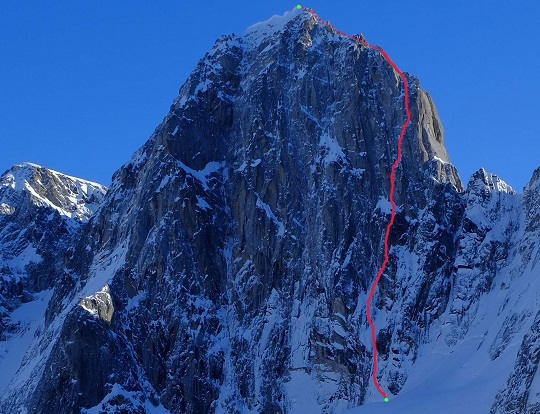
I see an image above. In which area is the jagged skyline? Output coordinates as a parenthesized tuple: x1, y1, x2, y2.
(1, 1, 539, 190)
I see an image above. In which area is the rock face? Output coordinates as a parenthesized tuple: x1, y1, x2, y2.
(0, 162, 107, 316)
(0, 163, 107, 400)
(80, 285, 115, 323)
(0, 8, 538, 414)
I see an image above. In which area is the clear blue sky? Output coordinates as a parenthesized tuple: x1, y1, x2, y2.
(1, 1, 538, 190)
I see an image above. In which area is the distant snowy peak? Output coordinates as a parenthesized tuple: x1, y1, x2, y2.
(467, 168, 515, 195)
(0, 163, 107, 223)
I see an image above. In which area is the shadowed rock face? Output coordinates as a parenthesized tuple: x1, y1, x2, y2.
(0, 9, 538, 414)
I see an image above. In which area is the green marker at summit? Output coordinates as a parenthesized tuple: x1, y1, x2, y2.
(297, 5, 302, 9)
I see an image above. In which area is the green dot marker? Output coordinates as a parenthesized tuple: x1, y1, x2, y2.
(384, 397, 389, 402)
(296, 5, 302, 9)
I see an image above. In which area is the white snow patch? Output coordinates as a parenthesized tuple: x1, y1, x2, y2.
(284, 370, 324, 413)
(350, 168, 365, 178)
(284, 368, 349, 414)
(177, 160, 225, 191)
(196, 195, 211, 210)
(0, 289, 53, 394)
(528, 367, 540, 405)
(194, 78, 213, 95)
(345, 336, 511, 413)
(296, 68, 307, 79)
(126, 291, 146, 312)
(235, 162, 247, 173)
(5, 244, 41, 278)
(319, 133, 347, 164)
(0, 202, 15, 215)
(80, 245, 128, 300)
(155, 175, 171, 193)
(432, 156, 449, 165)
(255, 193, 285, 237)
(82, 383, 170, 414)
(244, 8, 302, 46)
(332, 322, 347, 338)
(375, 197, 392, 214)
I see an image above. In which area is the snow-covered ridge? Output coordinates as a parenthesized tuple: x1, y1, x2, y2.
(244, 8, 303, 43)
(4, 162, 105, 189)
(0, 163, 107, 223)
(467, 168, 515, 195)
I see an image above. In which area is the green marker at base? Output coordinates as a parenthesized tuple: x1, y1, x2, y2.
(384, 397, 389, 402)
(296, 5, 302, 9)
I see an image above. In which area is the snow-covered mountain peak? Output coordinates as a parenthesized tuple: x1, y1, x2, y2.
(1, 163, 34, 191)
(167, 5, 455, 196)
(0, 163, 107, 224)
(467, 168, 515, 195)
(241, 7, 366, 51)
(243, 8, 304, 41)
(462, 168, 518, 230)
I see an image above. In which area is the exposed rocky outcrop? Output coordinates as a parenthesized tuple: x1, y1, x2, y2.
(80, 285, 115, 323)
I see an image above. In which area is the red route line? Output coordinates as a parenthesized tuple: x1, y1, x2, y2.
(301, 6, 412, 402)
